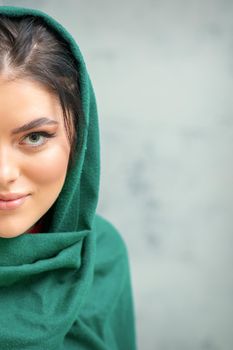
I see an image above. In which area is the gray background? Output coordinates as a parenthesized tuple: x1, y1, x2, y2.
(1, 1, 233, 349)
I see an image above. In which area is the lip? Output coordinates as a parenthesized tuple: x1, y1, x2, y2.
(0, 193, 29, 201)
(0, 194, 30, 210)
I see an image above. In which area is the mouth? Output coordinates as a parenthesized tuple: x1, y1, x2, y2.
(0, 194, 30, 211)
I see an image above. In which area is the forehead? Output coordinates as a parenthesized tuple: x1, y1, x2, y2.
(0, 77, 62, 124)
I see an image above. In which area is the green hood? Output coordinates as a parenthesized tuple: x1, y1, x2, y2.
(0, 6, 136, 350)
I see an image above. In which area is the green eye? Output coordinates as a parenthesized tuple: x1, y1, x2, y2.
(22, 131, 56, 148)
(28, 133, 43, 143)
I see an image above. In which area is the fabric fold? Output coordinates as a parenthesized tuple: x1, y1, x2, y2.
(0, 231, 96, 348)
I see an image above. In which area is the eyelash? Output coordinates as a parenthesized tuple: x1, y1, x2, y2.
(21, 131, 56, 148)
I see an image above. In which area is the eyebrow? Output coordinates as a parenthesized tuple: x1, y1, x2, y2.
(11, 117, 59, 135)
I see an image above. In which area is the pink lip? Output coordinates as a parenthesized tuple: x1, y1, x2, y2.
(0, 193, 28, 201)
(0, 194, 30, 210)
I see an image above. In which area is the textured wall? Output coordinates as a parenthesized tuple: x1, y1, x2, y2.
(1, 1, 233, 349)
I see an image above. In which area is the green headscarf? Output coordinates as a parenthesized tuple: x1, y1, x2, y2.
(0, 6, 137, 350)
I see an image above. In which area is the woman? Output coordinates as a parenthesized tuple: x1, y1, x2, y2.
(0, 6, 137, 350)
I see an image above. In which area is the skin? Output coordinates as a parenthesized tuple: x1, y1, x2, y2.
(0, 76, 71, 238)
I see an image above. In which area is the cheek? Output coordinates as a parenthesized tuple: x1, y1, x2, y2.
(25, 142, 70, 187)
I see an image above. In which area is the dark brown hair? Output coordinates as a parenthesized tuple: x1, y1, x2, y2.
(0, 15, 83, 167)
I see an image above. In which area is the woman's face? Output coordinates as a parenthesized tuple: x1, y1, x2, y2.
(0, 77, 71, 238)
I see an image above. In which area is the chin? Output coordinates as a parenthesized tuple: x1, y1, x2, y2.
(0, 225, 28, 238)
(0, 229, 25, 238)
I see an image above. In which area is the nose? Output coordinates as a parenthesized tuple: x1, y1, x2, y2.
(0, 147, 20, 186)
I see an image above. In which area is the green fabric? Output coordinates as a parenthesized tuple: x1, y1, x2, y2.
(0, 6, 137, 350)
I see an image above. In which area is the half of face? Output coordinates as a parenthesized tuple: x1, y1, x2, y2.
(0, 77, 71, 238)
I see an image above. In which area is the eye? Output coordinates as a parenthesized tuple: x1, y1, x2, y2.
(21, 131, 56, 148)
